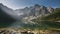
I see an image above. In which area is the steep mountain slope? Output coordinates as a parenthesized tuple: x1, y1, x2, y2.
(0, 3, 16, 27)
(0, 3, 55, 28)
(15, 4, 54, 17)
(32, 8, 60, 21)
(0, 3, 21, 20)
(31, 8, 60, 30)
(40, 8, 60, 21)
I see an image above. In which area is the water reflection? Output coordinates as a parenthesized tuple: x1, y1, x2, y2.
(0, 21, 60, 34)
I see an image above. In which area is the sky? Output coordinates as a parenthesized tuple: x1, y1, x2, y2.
(0, 0, 60, 10)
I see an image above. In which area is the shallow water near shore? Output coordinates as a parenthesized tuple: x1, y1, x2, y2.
(0, 21, 60, 34)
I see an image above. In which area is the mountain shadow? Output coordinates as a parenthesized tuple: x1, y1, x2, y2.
(0, 8, 16, 28)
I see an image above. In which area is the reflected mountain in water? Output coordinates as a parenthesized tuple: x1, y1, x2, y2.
(0, 3, 60, 30)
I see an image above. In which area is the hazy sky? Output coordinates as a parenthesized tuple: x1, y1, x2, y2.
(0, 0, 60, 10)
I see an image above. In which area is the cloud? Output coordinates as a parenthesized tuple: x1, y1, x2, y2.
(0, 0, 26, 10)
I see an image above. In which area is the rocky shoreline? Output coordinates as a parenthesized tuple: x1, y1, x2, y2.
(0, 28, 60, 34)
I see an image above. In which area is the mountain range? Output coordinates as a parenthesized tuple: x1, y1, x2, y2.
(0, 3, 54, 26)
(0, 3, 54, 19)
(15, 4, 54, 17)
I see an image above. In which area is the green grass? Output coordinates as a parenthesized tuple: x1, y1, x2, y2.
(22, 21, 60, 30)
(29, 8, 60, 30)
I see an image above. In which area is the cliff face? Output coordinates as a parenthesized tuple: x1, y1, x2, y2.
(0, 3, 21, 20)
(15, 4, 54, 17)
(0, 8, 15, 23)
(0, 3, 16, 27)
(0, 3, 55, 28)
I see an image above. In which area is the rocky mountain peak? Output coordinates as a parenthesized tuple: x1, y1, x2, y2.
(47, 6, 54, 13)
(34, 4, 40, 7)
(0, 3, 4, 8)
(15, 4, 54, 17)
(0, 3, 3, 6)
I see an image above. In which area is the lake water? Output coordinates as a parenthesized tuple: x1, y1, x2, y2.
(0, 20, 60, 29)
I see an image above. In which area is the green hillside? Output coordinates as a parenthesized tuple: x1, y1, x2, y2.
(33, 8, 60, 21)
(31, 8, 60, 30)
(41, 8, 60, 21)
